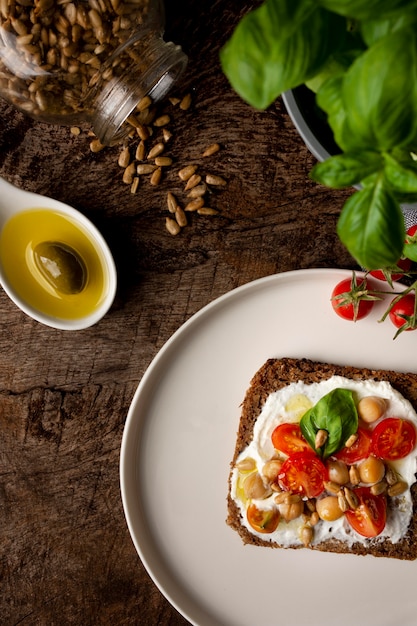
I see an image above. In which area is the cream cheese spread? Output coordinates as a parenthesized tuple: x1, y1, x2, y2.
(230, 376, 417, 547)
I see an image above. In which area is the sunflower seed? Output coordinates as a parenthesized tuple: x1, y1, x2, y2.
(175, 206, 187, 227)
(179, 93, 192, 110)
(178, 164, 198, 181)
(89, 138, 105, 152)
(167, 192, 178, 214)
(197, 207, 219, 215)
(130, 176, 139, 193)
(118, 146, 130, 167)
(147, 142, 164, 159)
(153, 114, 170, 127)
(184, 197, 204, 212)
(206, 173, 227, 186)
(202, 143, 220, 157)
(135, 140, 146, 161)
(150, 167, 162, 186)
(137, 95, 152, 111)
(154, 156, 172, 167)
(187, 183, 206, 198)
(122, 162, 136, 184)
(137, 163, 157, 174)
(184, 173, 201, 191)
(165, 216, 181, 236)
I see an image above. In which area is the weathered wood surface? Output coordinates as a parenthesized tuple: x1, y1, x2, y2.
(0, 1, 354, 624)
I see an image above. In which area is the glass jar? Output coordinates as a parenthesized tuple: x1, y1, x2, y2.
(0, 0, 187, 144)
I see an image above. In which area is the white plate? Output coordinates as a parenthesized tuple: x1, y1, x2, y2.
(120, 269, 417, 626)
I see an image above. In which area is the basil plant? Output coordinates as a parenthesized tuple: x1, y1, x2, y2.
(220, 0, 417, 270)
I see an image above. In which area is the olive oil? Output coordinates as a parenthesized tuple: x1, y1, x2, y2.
(0, 208, 107, 320)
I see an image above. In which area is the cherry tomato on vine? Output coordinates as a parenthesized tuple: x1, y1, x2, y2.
(345, 487, 386, 537)
(247, 504, 280, 534)
(271, 423, 312, 456)
(371, 417, 417, 460)
(388, 293, 417, 333)
(334, 427, 372, 464)
(370, 257, 412, 282)
(331, 275, 377, 321)
(279, 452, 326, 498)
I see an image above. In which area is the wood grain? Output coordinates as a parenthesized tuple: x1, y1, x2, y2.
(0, 1, 355, 624)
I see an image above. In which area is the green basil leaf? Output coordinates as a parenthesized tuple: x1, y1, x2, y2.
(315, 0, 417, 20)
(310, 151, 383, 188)
(300, 388, 358, 459)
(403, 242, 417, 262)
(316, 75, 358, 151)
(383, 152, 417, 193)
(360, 14, 417, 46)
(337, 178, 405, 269)
(220, 0, 346, 110)
(342, 30, 417, 151)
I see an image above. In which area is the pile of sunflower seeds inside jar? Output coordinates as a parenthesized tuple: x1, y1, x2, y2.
(0, 0, 152, 119)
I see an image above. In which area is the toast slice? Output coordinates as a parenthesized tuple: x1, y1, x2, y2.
(227, 357, 417, 559)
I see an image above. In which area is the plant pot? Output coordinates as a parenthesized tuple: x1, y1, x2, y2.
(282, 85, 417, 225)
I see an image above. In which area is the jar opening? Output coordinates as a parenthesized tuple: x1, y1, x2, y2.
(93, 38, 187, 146)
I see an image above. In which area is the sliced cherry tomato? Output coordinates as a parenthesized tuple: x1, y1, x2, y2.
(271, 423, 312, 456)
(334, 427, 372, 463)
(371, 417, 416, 460)
(279, 452, 326, 499)
(331, 275, 376, 321)
(247, 504, 280, 534)
(370, 257, 412, 282)
(345, 487, 386, 537)
(407, 225, 417, 237)
(388, 293, 417, 334)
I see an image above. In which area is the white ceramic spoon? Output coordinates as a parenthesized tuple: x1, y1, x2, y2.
(0, 176, 117, 330)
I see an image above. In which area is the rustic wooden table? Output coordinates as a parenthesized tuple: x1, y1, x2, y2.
(0, 1, 354, 624)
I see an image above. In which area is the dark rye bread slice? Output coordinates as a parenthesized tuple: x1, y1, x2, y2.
(227, 357, 417, 559)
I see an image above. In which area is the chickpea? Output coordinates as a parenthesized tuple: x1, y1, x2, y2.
(243, 472, 272, 500)
(358, 455, 385, 484)
(358, 396, 387, 423)
(327, 459, 349, 485)
(262, 459, 283, 482)
(316, 496, 344, 522)
(280, 501, 304, 522)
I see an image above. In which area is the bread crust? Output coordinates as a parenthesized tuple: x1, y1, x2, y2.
(227, 357, 417, 559)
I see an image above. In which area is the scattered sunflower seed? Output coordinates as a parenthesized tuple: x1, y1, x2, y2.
(136, 123, 149, 141)
(184, 197, 204, 212)
(184, 173, 202, 191)
(135, 140, 146, 161)
(130, 177, 139, 193)
(147, 142, 165, 159)
(197, 207, 219, 215)
(167, 191, 178, 214)
(202, 143, 220, 157)
(175, 206, 187, 227)
(137, 163, 157, 174)
(150, 167, 162, 186)
(206, 173, 227, 186)
(162, 128, 173, 143)
(118, 146, 130, 168)
(179, 93, 192, 110)
(178, 164, 198, 181)
(154, 156, 172, 167)
(187, 183, 206, 198)
(89, 138, 105, 152)
(122, 162, 136, 184)
(165, 216, 181, 236)
(153, 114, 170, 127)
